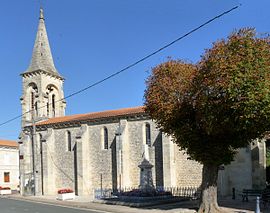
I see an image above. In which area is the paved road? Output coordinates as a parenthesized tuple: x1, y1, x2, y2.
(0, 197, 109, 213)
(1, 195, 257, 213)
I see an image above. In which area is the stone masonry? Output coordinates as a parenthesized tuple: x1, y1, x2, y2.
(21, 116, 203, 197)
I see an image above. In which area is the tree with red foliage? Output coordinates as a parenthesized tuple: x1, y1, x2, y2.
(144, 28, 270, 212)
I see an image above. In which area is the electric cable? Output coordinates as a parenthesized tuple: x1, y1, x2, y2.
(0, 4, 240, 128)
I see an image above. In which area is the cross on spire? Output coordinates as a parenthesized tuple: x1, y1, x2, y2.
(39, 7, 44, 20)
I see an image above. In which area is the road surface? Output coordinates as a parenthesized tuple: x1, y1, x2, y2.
(0, 197, 109, 213)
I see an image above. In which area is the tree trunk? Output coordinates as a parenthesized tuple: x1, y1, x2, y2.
(198, 164, 226, 213)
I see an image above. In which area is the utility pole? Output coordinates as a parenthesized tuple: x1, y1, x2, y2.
(31, 102, 36, 195)
(31, 93, 39, 196)
(115, 121, 122, 191)
(100, 173, 103, 198)
(32, 115, 39, 196)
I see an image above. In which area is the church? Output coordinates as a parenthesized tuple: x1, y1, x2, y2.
(19, 8, 266, 198)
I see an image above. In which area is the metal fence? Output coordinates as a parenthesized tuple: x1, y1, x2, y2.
(94, 188, 115, 199)
(94, 186, 201, 200)
(158, 186, 201, 198)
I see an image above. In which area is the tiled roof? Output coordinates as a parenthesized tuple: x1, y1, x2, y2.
(0, 140, 18, 148)
(37, 106, 146, 126)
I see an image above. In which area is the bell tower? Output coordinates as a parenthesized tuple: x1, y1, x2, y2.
(21, 8, 66, 127)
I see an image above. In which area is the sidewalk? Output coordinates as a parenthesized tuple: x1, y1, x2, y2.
(5, 194, 266, 213)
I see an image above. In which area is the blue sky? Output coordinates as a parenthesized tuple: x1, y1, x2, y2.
(0, 0, 269, 140)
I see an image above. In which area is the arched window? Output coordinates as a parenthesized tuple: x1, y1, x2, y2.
(31, 92, 35, 111)
(35, 102, 38, 116)
(39, 134, 43, 152)
(67, 131, 72, 152)
(27, 83, 38, 121)
(46, 85, 59, 117)
(52, 94, 55, 117)
(145, 123, 151, 146)
(47, 102, 49, 116)
(104, 127, 108, 150)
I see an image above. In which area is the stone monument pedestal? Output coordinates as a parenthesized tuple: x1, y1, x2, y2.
(138, 158, 154, 191)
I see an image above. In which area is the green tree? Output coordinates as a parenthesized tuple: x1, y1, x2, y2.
(144, 28, 270, 213)
(266, 148, 270, 167)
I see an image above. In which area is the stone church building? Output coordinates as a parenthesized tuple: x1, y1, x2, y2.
(19, 9, 266, 197)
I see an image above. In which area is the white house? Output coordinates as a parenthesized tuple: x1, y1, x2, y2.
(0, 140, 19, 190)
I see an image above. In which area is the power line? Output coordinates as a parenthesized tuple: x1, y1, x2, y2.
(0, 4, 240, 128)
(63, 5, 240, 100)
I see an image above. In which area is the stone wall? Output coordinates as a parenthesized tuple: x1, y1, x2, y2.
(53, 128, 77, 191)
(35, 117, 204, 196)
(21, 116, 267, 197)
(174, 147, 202, 187)
(217, 147, 253, 196)
(88, 122, 117, 190)
(217, 141, 266, 197)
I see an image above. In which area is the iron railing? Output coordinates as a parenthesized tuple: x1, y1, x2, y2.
(94, 186, 201, 200)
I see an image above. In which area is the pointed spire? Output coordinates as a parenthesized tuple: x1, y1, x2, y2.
(25, 8, 59, 75)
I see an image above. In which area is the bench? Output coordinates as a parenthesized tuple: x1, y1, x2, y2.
(262, 189, 270, 207)
(241, 189, 262, 202)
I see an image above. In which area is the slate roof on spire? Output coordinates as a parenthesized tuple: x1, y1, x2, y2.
(24, 8, 60, 77)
